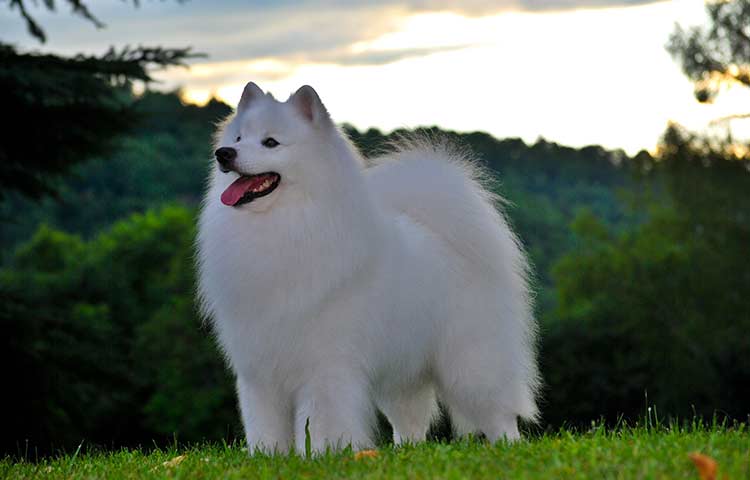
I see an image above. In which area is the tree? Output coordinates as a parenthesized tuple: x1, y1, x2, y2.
(0, 0, 200, 202)
(544, 126, 750, 427)
(668, 0, 750, 117)
(0, 206, 238, 455)
(5, 1, 187, 45)
(538, 1, 750, 427)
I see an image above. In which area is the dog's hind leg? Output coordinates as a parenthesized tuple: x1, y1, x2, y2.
(435, 334, 525, 443)
(377, 384, 437, 445)
(294, 369, 375, 453)
(437, 377, 521, 443)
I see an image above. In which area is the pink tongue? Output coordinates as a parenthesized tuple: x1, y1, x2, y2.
(221, 175, 271, 206)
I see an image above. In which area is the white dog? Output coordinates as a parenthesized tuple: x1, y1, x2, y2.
(197, 82, 539, 454)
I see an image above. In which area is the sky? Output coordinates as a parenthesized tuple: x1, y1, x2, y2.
(2, 0, 749, 154)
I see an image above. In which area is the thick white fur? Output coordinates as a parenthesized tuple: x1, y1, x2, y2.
(197, 83, 539, 454)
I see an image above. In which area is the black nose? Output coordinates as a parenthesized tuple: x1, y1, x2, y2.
(215, 147, 237, 169)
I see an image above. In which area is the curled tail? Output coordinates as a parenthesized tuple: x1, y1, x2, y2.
(365, 135, 540, 420)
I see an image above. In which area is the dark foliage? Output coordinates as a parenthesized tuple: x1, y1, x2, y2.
(0, 208, 238, 456)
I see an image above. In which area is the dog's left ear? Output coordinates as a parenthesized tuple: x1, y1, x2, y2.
(290, 85, 331, 127)
(238, 82, 264, 113)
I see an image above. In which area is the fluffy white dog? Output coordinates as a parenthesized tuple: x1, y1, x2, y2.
(197, 82, 539, 454)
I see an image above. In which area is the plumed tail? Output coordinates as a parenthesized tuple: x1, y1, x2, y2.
(366, 134, 541, 420)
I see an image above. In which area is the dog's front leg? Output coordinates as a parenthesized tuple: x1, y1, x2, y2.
(294, 370, 374, 454)
(237, 377, 293, 454)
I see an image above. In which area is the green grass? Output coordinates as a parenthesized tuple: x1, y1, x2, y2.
(3, 424, 749, 479)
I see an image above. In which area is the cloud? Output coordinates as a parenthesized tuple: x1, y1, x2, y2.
(2, 0, 666, 64)
(186, 0, 665, 16)
(71, 3, 470, 69)
(322, 45, 471, 66)
(517, 0, 662, 12)
(190, 0, 664, 66)
(0, 0, 668, 95)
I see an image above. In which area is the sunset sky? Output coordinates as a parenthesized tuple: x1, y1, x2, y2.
(2, 0, 749, 154)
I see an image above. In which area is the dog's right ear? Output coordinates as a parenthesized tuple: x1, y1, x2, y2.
(290, 85, 331, 127)
(237, 82, 264, 113)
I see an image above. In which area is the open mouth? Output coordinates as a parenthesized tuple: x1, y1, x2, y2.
(220, 172, 281, 207)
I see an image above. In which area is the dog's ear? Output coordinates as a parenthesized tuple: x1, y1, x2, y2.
(237, 82, 264, 113)
(290, 85, 331, 127)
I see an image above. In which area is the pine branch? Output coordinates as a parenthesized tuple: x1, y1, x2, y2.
(8, 0, 48, 43)
(3, 0, 187, 44)
(66, 0, 106, 30)
(1, 43, 204, 85)
(0, 42, 204, 201)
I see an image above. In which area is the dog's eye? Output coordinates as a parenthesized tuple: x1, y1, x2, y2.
(262, 137, 280, 148)
(236, 136, 241, 142)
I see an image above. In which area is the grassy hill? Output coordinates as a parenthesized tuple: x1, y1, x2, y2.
(4, 424, 747, 479)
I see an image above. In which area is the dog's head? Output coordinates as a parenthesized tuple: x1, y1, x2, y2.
(213, 82, 334, 211)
